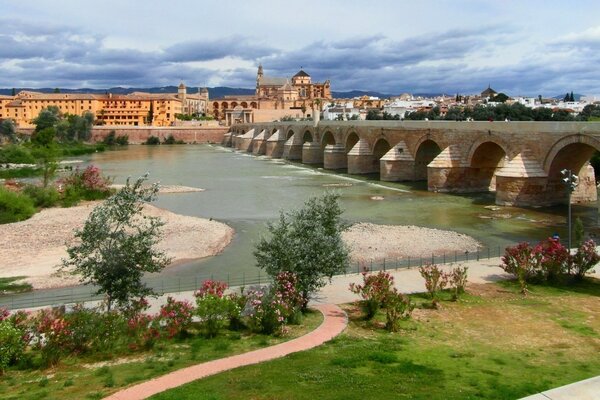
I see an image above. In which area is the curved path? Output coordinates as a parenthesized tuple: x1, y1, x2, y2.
(104, 303, 347, 400)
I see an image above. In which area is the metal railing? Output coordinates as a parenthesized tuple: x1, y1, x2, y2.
(0, 245, 507, 310)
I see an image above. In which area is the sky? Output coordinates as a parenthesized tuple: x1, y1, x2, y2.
(0, 0, 599, 96)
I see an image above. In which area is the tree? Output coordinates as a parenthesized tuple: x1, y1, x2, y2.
(61, 175, 172, 311)
(33, 106, 60, 132)
(574, 217, 585, 247)
(147, 102, 154, 125)
(0, 120, 16, 143)
(570, 91, 575, 102)
(11, 88, 15, 96)
(30, 127, 59, 187)
(254, 193, 350, 309)
(53, 88, 60, 94)
(300, 104, 307, 118)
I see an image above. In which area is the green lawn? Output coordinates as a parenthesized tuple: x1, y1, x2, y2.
(152, 279, 600, 400)
(0, 310, 322, 400)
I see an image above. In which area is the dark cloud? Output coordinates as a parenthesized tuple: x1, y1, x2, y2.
(0, 18, 598, 96)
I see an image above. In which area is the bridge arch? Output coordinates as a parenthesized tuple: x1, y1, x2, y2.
(286, 129, 295, 140)
(544, 134, 600, 203)
(372, 137, 392, 174)
(468, 141, 508, 192)
(302, 130, 313, 143)
(344, 131, 360, 153)
(466, 136, 514, 165)
(414, 138, 442, 181)
(321, 131, 336, 149)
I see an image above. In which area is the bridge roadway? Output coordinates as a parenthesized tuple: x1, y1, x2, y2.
(223, 120, 600, 207)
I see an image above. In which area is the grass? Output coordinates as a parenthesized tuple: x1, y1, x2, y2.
(0, 167, 42, 179)
(0, 309, 323, 400)
(152, 279, 600, 400)
(0, 276, 33, 295)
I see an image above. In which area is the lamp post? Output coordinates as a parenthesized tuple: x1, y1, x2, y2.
(561, 169, 579, 250)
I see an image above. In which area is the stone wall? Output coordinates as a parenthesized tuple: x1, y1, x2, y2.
(91, 126, 228, 144)
(16, 126, 229, 144)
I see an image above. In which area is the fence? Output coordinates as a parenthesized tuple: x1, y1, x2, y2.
(0, 245, 507, 310)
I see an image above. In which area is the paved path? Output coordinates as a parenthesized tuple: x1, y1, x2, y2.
(520, 375, 600, 400)
(104, 303, 347, 400)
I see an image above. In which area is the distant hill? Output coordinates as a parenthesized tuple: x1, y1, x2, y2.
(0, 86, 255, 99)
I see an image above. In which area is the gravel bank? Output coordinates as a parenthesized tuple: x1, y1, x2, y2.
(0, 203, 233, 289)
(342, 223, 480, 263)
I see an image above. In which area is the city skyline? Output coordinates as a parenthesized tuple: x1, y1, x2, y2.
(1, 0, 599, 95)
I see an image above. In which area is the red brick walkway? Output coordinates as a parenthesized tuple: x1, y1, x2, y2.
(104, 303, 347, 400)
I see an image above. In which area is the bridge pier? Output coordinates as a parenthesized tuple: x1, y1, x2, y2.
(283, 135, 303, 160)
(380, 141, 416, 181)
(323, 144, 347, 170)
(427, 145, 470, 192)
(222, 132, 232, 147)
(347, 139, 377, 174)
(265, 130, 285, 158)
(252, 130, 267, 155)
(302, 142, 323, 164)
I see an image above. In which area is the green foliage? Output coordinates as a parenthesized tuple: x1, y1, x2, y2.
(0, 276, 33, 294)
(254, 192, 350, 308)
(30, 127, 59, 187)
(384, 289, 414, 332)
(102, 131, 129, 146)
(490, 93, 509, 103)
(163, 134, 185, 145)
(0, 187, 36, 224)
(145, 136, 160, 145)
(0, 145, 35, 164)
(59, 165, 113, 207)
(0, 320, 25, 374)
(0, 167, 41, 179)
(349, 271, 395, 319)
(33, 106, 60, 132)
(449, 266, 469, 301)
(195, 294, 234, 338)
(419, 264, 449, 308)
(22, 185, 60, 208)
(61, 175, 172, 310)
(0, 120, 16, 143)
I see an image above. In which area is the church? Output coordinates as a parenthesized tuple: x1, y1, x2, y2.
(210, 65, 332, 125)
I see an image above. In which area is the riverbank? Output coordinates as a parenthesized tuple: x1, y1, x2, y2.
(0, 202, 234, 289)
(342, 222, 480, 263)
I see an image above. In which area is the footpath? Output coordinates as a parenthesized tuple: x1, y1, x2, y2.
(104, 303, 347, 400)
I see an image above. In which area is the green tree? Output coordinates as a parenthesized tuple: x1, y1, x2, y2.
(61, 175, 172, 311)
(53, 88, 60, 94)
(0, 120, 16, 143)
(11, 88, 15, 96)
(254, 193, 350, 308)
(31, 127, 59, 187)
(33, 106, 60, 132)
(147, 102, 154, 125)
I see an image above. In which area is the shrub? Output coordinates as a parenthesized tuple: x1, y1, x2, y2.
(384, 289, 414, 332)
(500, 242, 542, 294)
(227, 290, 248, 331)
(246, 273, 302, 335)
(127, 313, 159, 350)
(158, 297, 194, 338)
(63, 305, 125, 354)
(0, 320, 26, 374)
(163, 134, 185, 145)
(571, 239, 600, 279)
(538, 238, 569, 281)
(58, 165, 112, 206)
(419, 264, 448, 308)
(22, 185, 60, 208)
(195, 280, 233, 337)
(0, 186, 36, 224)
(115, 134, 129, 146)
(449, 266, 468, 301)
(145, 136, 160, 145)
(349, 271, 395, 319)
(102, 131, 117, 146)
(32, 309, 72, 366)
(0, 145, 35, 164)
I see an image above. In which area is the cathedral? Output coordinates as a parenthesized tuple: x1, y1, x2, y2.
(210, 65, 332, 125)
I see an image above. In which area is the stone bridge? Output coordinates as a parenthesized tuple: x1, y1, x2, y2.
(222, 120, 600, 207)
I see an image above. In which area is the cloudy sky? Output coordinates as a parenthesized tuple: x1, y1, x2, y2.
(1, 0, 598, 95)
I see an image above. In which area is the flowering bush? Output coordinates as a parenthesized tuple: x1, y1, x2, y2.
(0, 320, 25, 374)
(158, 297, 194, 338)
(32, 309, 73, 366)
(227, 290, 247, 331)
(384, 289, 414, 332)
(127, 313, 159, 350)
(537, 238, 569, 281)
(571, 239, 600, 279)
(247, 272, 303, 335)
(195, 280, 234, 337)
(449, 266, 469, 301)
(59, 165, 112, 206)
(349, 271, 395, 319)
(500, 242, 542, 294)
(419, 264, 449, 308)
